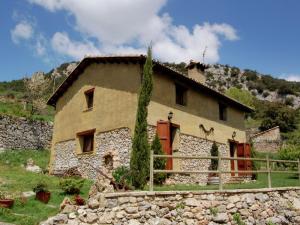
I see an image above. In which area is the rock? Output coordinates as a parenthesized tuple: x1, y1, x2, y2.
(126, 207, 139, 214)
(213, 213, 229, 223)
(68, 212, 77, 219)
(255, 193, 269, 202)
(60, 197, 72, 211)
(228, 195, 240, 203)
(88, 198, 99, 209)
(61, 204, 76, 214)
(22, 191, 35, 198)
(157, 218, 172, 225)
(86, 213, 98, 223)
(26, 165, 42, 173)
(226, 203, 235, 209)
(128, 219, 140, 225)
(293, 198, 300, 210)
(53, 214, 68, 223)
(185, 198, 200, 207)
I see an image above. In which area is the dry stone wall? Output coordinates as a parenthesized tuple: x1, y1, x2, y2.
(42, 187, 300, 225)
(0, 115, 52, 150)
(51, 128, 132, 179)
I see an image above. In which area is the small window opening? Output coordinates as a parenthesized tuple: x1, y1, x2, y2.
(77, 129, 95, 153)
(85, 88, 94, 109)
(104, 154, 114, 170)
(219, 103, 227, 121)
(175, 84, 187, 106)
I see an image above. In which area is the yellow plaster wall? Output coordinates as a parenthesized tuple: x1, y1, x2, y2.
(51, 62, 246, 146)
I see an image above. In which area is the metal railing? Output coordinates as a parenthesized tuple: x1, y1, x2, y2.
(149, 150, 300, 191)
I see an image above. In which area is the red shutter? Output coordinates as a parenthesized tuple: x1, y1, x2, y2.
(156, 121, 172, 170)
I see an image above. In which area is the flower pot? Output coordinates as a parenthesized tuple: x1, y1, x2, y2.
(35, 191, 51, 204)
(74, 195, 85, 205)
(0, 199, 14, 208)
(207, 174, 220, 185)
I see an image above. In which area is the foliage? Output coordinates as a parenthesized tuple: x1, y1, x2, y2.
(112, 166, 132, 187)
(59, 178, 85, 195)
(244, 69, 258, 81)
(278, 145, 300, 161)
(225, 87, 254, 107)
(250, 142, 260, 180)
(259, 102, 297, 132)
(285, 96, 294, 106)
(209, 207, 218, 216)
(33, 181, 49, 193)
(151, 133, 167, 185)
(210, 142, 219, 170)
(163, 62, 187, 74)
(233, 213, 246, 225)
(130, 47, 154, 189)
(230, 67, 240, 77)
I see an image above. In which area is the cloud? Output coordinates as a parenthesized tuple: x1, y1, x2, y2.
(11, 20, 34, 44)
(282, 74, 300, 82)
(28, 0, 239, 63)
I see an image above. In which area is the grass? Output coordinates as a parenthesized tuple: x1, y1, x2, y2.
(0, 150, 93, 225)
(151, 173, 300, 191)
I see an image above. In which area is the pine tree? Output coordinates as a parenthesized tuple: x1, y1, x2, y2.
(151, 133, 167, 185)
(130, 47, 153, 189)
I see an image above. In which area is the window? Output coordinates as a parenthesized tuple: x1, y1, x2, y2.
(77, 129, 95, 153)
(219, 103, 227, 121)
(175, 84, 187, 106)
(84, 88, 94, 109)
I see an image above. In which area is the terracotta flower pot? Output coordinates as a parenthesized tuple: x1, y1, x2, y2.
(35, 191, 51, 204)
(0, 199, 14, 208)
(74, 195, 85, 205)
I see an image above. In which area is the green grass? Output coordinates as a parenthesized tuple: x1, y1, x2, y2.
(149, 173, 300, 192)
(0, 150, 92, 225)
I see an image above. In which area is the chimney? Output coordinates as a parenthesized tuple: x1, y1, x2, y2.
(185, 60, 208, 84)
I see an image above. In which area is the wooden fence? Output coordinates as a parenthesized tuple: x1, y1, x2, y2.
(149, 151, 300, 191)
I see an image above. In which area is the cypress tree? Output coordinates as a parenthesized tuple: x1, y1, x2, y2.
(210, 141, 219, 171)
(130, 47, 153, 189)
(151, 133, 167, 185)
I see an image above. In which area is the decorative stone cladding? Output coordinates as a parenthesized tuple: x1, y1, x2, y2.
(167, 134, 230, 185)
(42, 187, 300, 225)
(51, 127, 132, 179)
(250, 126, 282, 153)
(0, 115, 52, 150)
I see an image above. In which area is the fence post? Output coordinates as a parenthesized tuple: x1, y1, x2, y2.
(218, 154, 223, 191)
(149, 150, 154, 192)
(298, 159, 300, 182)
(266, 155, 271, 188)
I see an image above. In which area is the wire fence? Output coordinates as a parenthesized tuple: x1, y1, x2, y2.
(149, 150, 300, 191)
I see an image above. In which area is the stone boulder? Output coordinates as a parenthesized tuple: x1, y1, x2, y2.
(25, 158, 42, 173)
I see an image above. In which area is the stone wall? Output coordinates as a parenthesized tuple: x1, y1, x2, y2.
(167, 134, 230, 185)
(52, 126, 231, 185)
(42, 187, 300, 225)
(0, 115, 52, 150)
(250, 126, 282, 153)
(51, 127, 132, 179)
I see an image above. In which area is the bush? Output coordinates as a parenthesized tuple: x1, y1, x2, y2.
(151, 133, 167, 185)
(230, 67, 240, 77)
(59, 178, 85, 194)
(225, 87, 254, 107)
(112, 166, 132, 187)
(285, 97, 294, 106)
(262, 91, 270, 98)
(243, 69, 258, 81)
(278, 145, 300, 169)
(210, 142, 219, 170)
(33, 181, 49, 193)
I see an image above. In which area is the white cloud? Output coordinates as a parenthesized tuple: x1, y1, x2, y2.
(29, 0, 239, 63)
(282, 74, 300, 82)
(11, 20, 34, 44)
(51, 32, 101, 59)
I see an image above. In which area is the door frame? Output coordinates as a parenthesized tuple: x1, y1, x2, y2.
(229, 139, 239, 177)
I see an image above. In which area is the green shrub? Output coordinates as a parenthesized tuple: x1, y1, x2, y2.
(262, 91, 270, 98)
(33, 180, 49, 193)
(278, 145, 300, 167)
(210, 142, 219, 170)
(59, 178, 85, 194)
(285, 97, 294, 106)
(151, 133, 167, 185)
(112, 166, 132, 187)
(225, 87, 254, 108)
(233, 213, 246, 225)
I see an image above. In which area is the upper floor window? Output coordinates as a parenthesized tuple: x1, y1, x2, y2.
(219, 103, 227, 121)
(84, 88, 94, 109)
(175, 84, 187, 106)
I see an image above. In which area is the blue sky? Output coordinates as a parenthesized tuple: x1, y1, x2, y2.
(1, 0, 300, 81)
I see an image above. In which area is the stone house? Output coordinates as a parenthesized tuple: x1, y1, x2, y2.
(250, 126, 282, 153)
(47, 55, 253, 185)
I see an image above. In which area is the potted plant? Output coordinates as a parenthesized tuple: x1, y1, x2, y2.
(207, 142, 220, 185)
(0, 191, 14, 208)
(33, 181, 51, 203)
(74, 195, 85, 205)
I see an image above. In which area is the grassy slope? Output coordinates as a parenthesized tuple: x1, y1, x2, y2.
(0, 150, 92, 225)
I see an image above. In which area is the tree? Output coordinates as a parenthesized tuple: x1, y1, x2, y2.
(225, 87, 254, 108)
(151, 133, 167, 185)
(130, 47, 153, 189)
(210, 142, 219, 171)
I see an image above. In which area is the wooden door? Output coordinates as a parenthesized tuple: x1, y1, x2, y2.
(237, 143, 245, 176)
(156, 121, 172, 170)
(244, 143, 252, 176)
